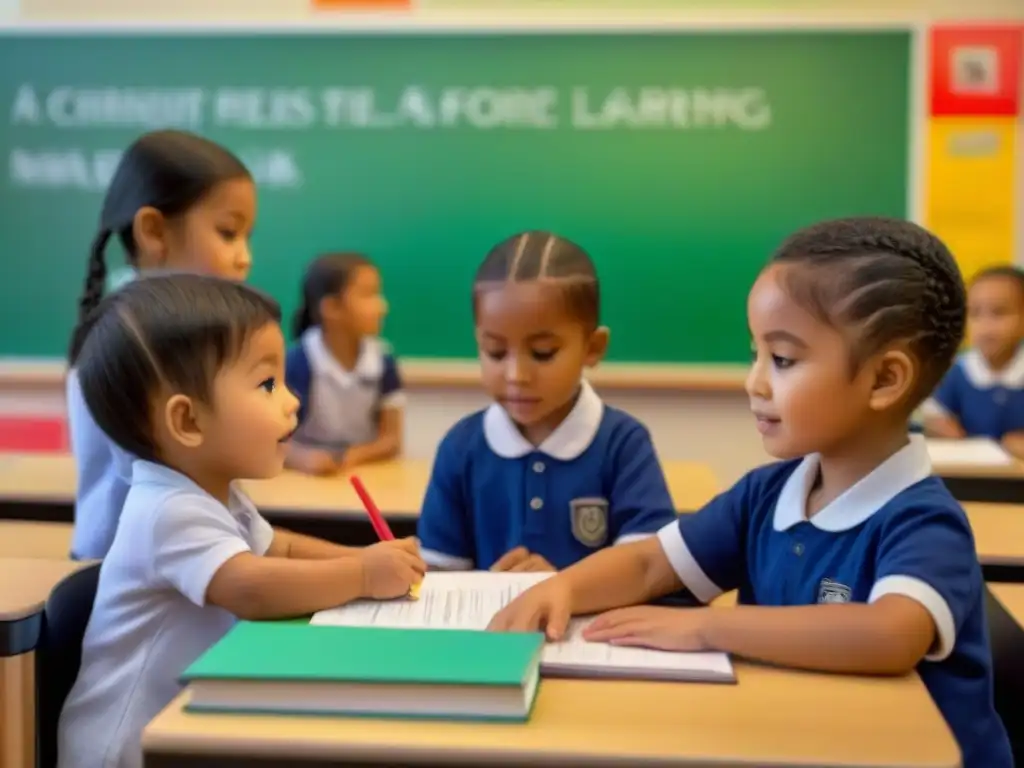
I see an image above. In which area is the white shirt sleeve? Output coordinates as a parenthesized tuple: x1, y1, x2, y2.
(150, 492, 266, 606)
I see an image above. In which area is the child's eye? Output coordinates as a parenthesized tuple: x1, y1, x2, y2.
(484, 349, 507, 362)
(259, 377, 276, 392)
(771, 354, 795, 370)
(218, 228, 238, 241)
(532, 349, 558, 362)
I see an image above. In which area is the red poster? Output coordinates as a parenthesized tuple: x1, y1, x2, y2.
(930, 25, 1023, 117)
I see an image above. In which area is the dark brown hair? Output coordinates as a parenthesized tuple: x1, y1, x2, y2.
(970, 265, 1024, 302)
(75, 273, 281, 462)
(292, 252, 375, 339)
(68, 130, 251, 363)
(473, 230, 599, 328)
(771, 216, 966, 404)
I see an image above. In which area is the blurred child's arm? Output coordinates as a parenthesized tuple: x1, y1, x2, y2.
(151, 494, 424, 620)
(921, 368, 965, 438)
(285, 441, 338, 476)
(589, 506, 974, 677)
(417, 428, 475, 570)
(342, 354, 404, 468)
(265, 528, 360, 559)
(1002, 431, 1024, 459)
(343, 407, 402, 468)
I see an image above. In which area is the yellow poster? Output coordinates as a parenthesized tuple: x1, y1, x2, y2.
(925, 116, 1017, 283)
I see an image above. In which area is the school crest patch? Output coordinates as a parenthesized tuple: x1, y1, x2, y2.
(570, 497, 609, 548)
(817, 578, 852, 604)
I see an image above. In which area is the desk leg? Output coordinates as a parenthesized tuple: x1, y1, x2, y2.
(0, 652, 35, 768)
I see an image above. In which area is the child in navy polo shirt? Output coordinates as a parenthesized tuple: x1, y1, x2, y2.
(490, 218, 1011, 768)
(924, 265, 1024, 457)
(417, 230, 677, 572)
(285, 253, 404, 476)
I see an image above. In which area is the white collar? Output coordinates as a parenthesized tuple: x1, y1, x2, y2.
(772, 435, 932, 532)
(302, 327, 383, 385)
(961, 347, 1024, 389)
(483, 380, 604, 460)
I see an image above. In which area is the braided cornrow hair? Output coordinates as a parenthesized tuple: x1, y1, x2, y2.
(473, 230, 600, 328)
(771, 216, 966, 403)
(67, 130, 250, 364)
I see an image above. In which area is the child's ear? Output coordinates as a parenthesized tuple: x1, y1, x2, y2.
(867, 348, 915, 412)
(131, 206, 169, 269)
(163, 394, 205, 449)
(584, 326, 610, 368)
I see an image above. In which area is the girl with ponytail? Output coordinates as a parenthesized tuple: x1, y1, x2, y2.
(285, 253, 405, 476)
(68, 130, 255, 560)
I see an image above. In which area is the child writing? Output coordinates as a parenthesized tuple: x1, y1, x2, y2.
(285, 253, 403, 475)
(488, 218, 1011, 768)
(58, 274, 425, 768)
(417, 230, 677, 573)
(67, 129, 257, 560)
(923, 265, 1024, 457)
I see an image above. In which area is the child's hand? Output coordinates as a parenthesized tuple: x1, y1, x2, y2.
(358, 538, 426, 599)
(487, 579, 572, 640)
(491, 546, 556, 573)
(583, 606, 710, 652)
(926, 415, 965, 440)
(287, 445, 337, 476)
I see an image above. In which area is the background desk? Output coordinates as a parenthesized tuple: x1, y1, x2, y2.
(964, 503, 1024, 582)
(934, 458, 1024, 504)
(143, 663, 957, 768)
(0, 558, 88, 768)
(0, 454, 721, 546)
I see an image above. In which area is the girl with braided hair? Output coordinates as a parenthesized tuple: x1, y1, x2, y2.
(490, 217, 1011, 768)
(66, 130, 256, 560)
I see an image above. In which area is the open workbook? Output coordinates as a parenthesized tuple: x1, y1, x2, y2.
(311, 571, 735, 684)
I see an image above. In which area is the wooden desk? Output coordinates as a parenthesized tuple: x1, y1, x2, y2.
(0, 454, 720, 546)
(989, 584, 1024, 625)
(0, 558, 89, 768)
(143, 663, 957, 768)
(964, 504, 1024, 580)
(932, 453, 1024, 504)
(0, 522, 71, 559)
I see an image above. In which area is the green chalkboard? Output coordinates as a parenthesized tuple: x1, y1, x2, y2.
(0, 30, 911, 362)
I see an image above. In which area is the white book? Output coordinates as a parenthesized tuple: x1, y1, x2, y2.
(311, 571, 734, 684)
(926, 437, 1014, 468)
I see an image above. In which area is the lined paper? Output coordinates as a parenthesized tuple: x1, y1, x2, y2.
(312, 572, 734, 683)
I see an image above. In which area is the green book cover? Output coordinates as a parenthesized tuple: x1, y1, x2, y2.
(183, 622, 544, 688)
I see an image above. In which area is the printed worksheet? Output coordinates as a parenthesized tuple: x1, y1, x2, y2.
(312, 571, 734, 683)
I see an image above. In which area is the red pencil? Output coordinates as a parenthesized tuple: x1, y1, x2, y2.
(350, 475, 394, 541)
(349, 475, 420, 599)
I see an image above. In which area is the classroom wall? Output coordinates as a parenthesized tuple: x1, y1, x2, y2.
(2, 1, 1022, 487)
(14, 0, 1024, 22)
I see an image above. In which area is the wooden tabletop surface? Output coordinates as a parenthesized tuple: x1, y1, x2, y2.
(0, 558, 89, 622)
(964, 503, 1024, 566)
(144, 662, 957, 768)
(989, 583, 1024, 625)
(0, 454, 722, 516)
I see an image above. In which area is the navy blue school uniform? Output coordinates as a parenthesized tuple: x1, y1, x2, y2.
(285, 328, 404, 457)
(418, 381, 677, 571)
(926, 347, 1024, 440)
(656, 436, 1011, 768)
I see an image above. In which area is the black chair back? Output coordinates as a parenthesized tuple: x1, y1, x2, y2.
(34, 562, 100, 768)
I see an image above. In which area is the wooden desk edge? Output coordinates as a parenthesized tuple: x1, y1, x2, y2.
(0, 359, 749, 393)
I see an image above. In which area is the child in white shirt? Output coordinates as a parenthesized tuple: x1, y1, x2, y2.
(58, 273, 425, 768)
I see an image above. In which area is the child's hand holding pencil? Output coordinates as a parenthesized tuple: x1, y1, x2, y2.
(357, 538, 425, 600)
(351, 475, 425, 600)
